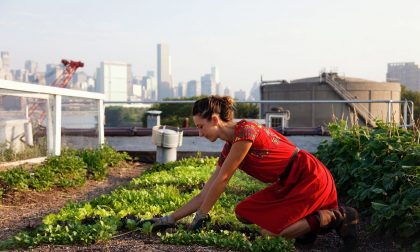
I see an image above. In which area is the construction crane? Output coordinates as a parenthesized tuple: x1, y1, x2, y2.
(51, 59, 84, 88)
(29, 59, 84, 125)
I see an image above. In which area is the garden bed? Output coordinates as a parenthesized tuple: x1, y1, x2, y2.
(0, 157, 402, 251)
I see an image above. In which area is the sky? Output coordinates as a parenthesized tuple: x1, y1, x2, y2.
(1, 0, 420, 92)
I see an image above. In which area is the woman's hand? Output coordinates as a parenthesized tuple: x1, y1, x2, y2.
(188, 210, 211, 231)
(139, 215, 176, 231)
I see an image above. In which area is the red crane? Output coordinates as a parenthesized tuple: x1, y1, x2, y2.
(29, 59, 84, 124)
(51, 59, 84, 88)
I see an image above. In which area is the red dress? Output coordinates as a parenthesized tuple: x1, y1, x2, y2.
(218, 120, 338, 234)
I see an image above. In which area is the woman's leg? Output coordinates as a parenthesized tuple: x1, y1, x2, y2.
(261, 218, 311, 239)
(260, 209, 341, 239)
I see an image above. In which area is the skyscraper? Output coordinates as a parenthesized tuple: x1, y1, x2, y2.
(96, 61, 130, 102)
(45, 63, 63, 85)
(0, 51, 13, 80)
(200, 73, 215, 95)
(1, 52, 10, 69)
(211, 66, 220, 84)
(234, 89, 247, 101)
(186, 80, 201, 97)
(157, 43, 173, 100)
(387, 62, 420, 92)
(24, 60, 38, 73)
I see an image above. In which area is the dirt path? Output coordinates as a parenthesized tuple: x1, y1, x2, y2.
(0, 162, 402, 252)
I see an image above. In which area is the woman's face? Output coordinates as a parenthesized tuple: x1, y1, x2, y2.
(193, 114, 219, 142)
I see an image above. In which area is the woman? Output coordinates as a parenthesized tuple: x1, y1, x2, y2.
(144, 95, 359, 248)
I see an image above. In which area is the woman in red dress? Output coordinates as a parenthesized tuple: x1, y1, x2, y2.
(144, 95, 359, 249)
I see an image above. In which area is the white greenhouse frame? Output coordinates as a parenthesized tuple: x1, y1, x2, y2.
(0, 80, 105, 156)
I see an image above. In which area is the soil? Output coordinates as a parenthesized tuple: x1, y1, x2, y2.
(0, 162, 402, 252)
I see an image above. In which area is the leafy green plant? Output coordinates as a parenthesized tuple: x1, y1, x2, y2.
(140, 221, 153, 234)
(0, 146, 129, 195)
(79, 149, 107, 180)
(0, 157, 294, 251)
(0, 167, 31, 190)
(316, 120, 420, 246)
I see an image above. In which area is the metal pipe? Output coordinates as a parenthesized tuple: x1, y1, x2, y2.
(33, 126, 331, 137)
(403, 100, 408, 128)
(104, 99, 411, 104)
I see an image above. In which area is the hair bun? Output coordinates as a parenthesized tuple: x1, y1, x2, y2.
(223, 96, 235, 107)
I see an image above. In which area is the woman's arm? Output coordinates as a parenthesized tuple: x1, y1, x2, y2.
(170, 164, 222, 221)
(198, 141, 253, 214)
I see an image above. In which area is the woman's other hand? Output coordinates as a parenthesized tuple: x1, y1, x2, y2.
(188, 210, 211, 231)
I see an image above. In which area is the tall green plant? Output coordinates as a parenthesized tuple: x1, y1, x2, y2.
(316, 120, 420, 247)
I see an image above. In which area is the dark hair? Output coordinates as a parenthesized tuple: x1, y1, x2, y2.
(192, 95, 235, 122)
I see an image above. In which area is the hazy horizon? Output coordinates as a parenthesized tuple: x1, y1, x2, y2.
(1, 0, 419, 92)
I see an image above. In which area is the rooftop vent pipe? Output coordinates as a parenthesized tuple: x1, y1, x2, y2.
(151, 125, 183, 163)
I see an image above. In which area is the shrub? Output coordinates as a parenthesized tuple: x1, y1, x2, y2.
(316, 120, 420, 246)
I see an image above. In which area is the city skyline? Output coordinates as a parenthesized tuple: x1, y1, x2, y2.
(1, 0, 420, 92)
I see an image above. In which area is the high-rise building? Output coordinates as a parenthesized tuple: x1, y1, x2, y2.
(157, 43, 173, 100)
(200, 73, 215, 95)
(177, 81, 186, 98)
(234, 89, 246, 101)
(96, 61, 130, 102)
(141, 75, 158, 100)
(387, 62, 420, 92)
(1, 52, 10, 69)
(0, 51, 13, 80)
(12, 69, 28, 82)
(224, 87, 231, 97)
(72, 71, 88, 90)
(46, 64, 63, 85)
(24, 60, 38, 73)
(186, 80, 201, 97)
(211, 66, 220, 84)
(248, 81, 260, 101)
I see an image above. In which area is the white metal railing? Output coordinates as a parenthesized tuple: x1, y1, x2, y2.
(0, 80, 105, 156)
(104, 99, 415, 128)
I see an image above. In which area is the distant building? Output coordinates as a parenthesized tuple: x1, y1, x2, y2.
(11, 69, 29, 82)
(186, 80, 201, 97)
(96, 61, 130, 102)
(248, 81, 260, 100)
(24, 60, 38, 73)
(177, 81, 186, 98)
(132, 83, 143, 98)
(157, 43, 173, 99)
(234, 89, 247, 100)
(147, 70, 155, 77)
(201, 73, 216, 95)
(0, 51, 13, 80)
(211, 66, 220, 84)
(1, 52, 11, 69)
(387, 62, 420, 92)
(224, 87, 231, 97)
(71, 71, 88, 90)
(46, 63, 63, 86)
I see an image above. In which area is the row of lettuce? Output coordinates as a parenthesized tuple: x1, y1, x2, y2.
(0, 157, 294, 251)
(0, 121, 418, 250)
(0, 145, 129, 198)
